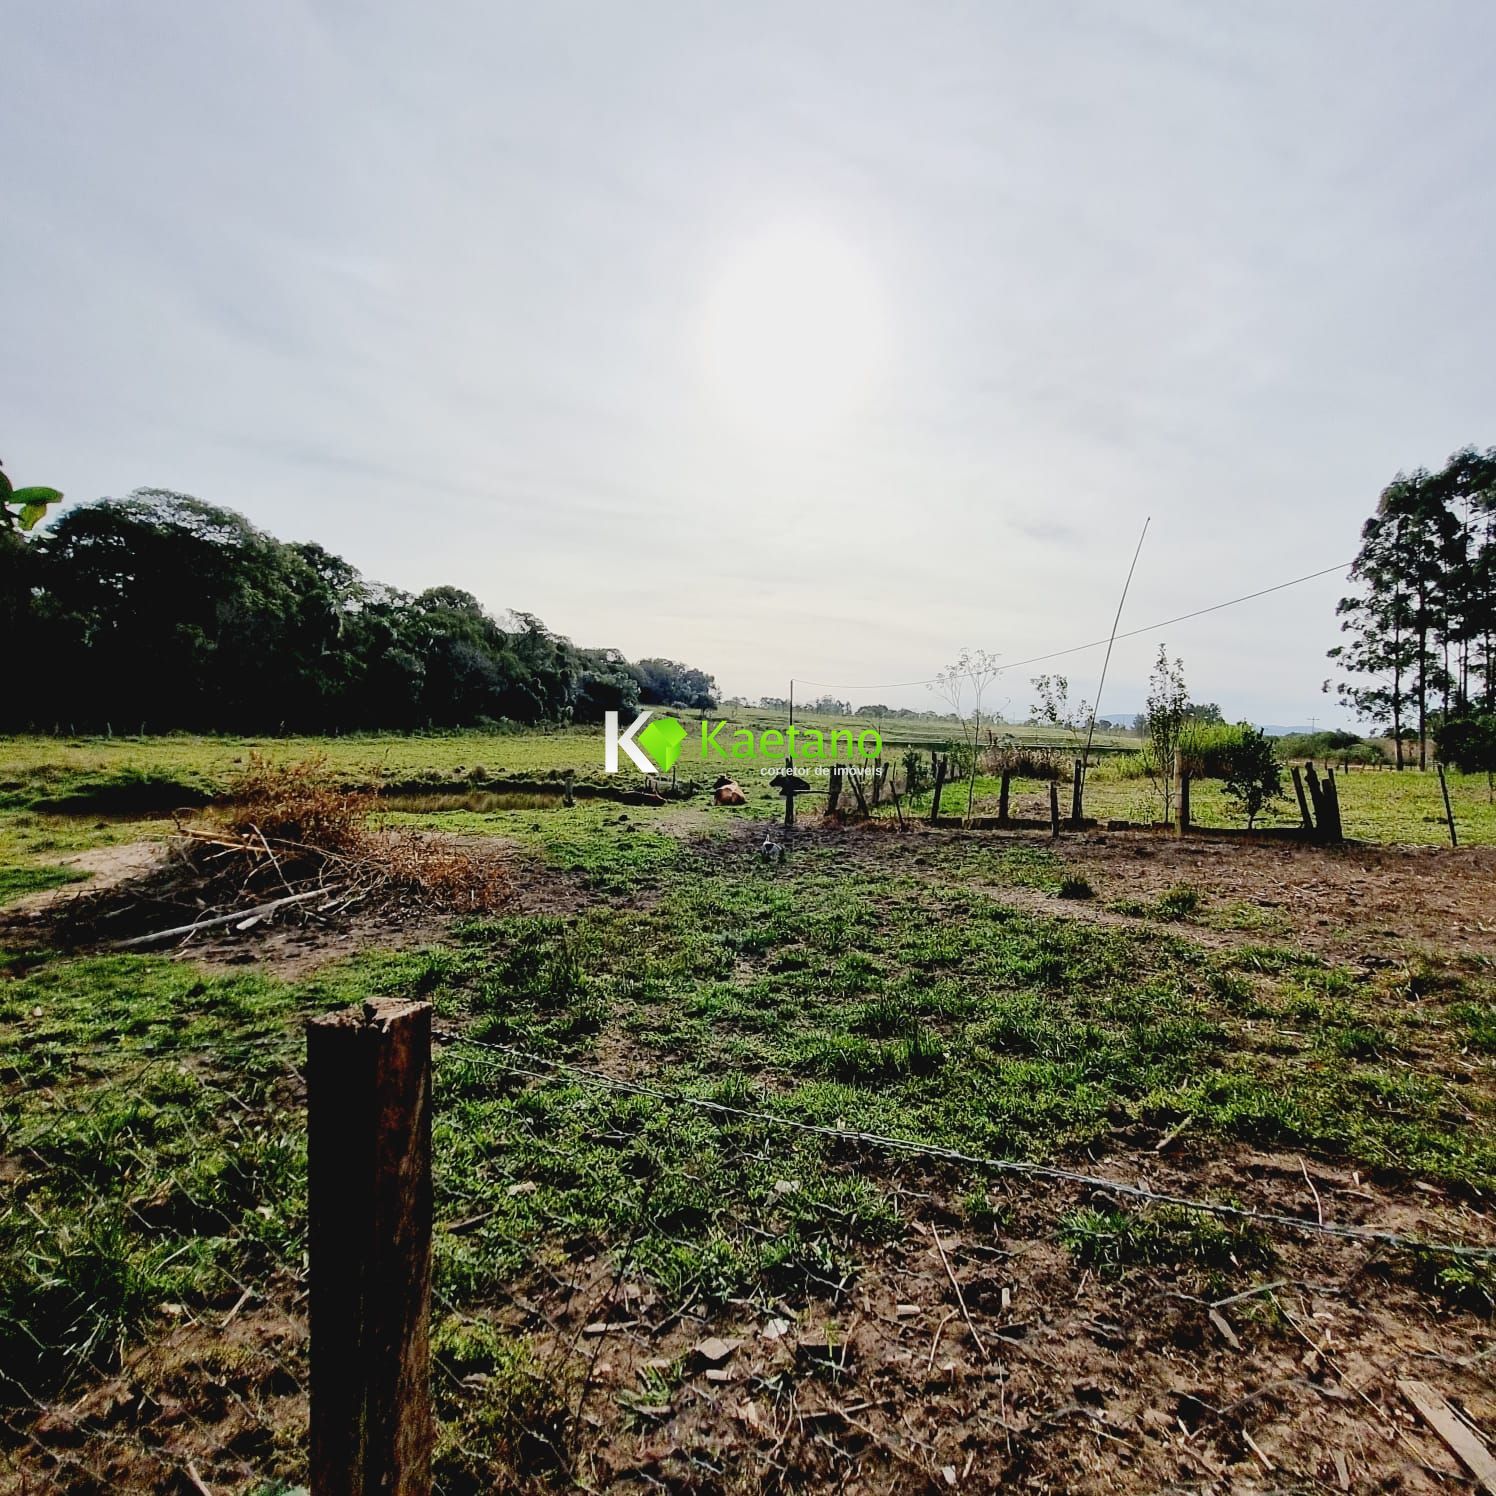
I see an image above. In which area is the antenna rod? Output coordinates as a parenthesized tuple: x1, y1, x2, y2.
(1081, 517, 1150, 779)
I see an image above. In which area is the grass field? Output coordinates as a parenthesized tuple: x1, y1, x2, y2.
(3, 729, 1496, 1488)
(0, 725, 1492, 916)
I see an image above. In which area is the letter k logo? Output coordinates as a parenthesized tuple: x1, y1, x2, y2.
(606, 710, 658, 773)
(604, 712, 687, 773)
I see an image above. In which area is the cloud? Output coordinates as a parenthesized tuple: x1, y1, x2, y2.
(5, 0, 1495, 726)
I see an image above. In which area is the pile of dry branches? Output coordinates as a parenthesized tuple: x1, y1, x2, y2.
(110, 755, 511, 949)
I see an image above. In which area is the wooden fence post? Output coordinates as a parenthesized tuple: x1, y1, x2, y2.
(1437, 764, 1458, 847)
(1175, 770, 1190, 836)
(929, 755, 946, 824)
(1048, 780, 1060, 839)
(1304, 763, 1326, 837)
(1291, 765, 1313, 832)
(1070, 758, 1083, 829)
(889, 775, 906, 830)
(848, 767, 871, 819)
(1322, 768, 1344, 843)
(307, 998, 434, 1496)
(827, 765, 842, 815)
(998, 771, 1011, 826)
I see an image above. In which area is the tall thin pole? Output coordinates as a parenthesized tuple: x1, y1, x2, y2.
(786, 680, 795, 832)
(1081, 517, 1150, 782)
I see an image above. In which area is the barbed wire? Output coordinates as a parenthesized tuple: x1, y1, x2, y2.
(440, 1034, 1496, 1262)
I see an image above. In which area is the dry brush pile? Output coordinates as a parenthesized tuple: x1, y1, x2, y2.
(37, 755, 512, 951)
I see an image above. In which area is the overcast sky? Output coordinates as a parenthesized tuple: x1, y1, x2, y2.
(6, 2, 1494, 725)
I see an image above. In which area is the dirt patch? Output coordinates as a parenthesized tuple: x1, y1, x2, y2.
(773, 818, 1496, 965)
(3, 839, 168, 918)
(11, 1140, 1492, 1494)
(2, 1301, 308, 1495)
(1061, 833, 1496, 964)
(452, 1126, 1496, 1494)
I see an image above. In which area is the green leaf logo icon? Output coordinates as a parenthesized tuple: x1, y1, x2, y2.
(635, 715, 686, 773)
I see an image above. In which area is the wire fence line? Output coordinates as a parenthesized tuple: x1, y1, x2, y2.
(6, 991, 1493, 1493)
(440, 1034, 1496, 1263)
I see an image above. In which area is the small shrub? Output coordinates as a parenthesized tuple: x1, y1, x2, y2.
(1056, 874, 1094, 900)
(1436, 714, 1496, 776)
(1220, 724, 1285, 829)
(1397, 1249, 1496, 1316)
(432, 1318, 573, 1479)
(1059, 1204, 1270, 1276)
(1154, 885, 1202, 920)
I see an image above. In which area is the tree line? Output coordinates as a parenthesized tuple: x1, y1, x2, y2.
(1329, 446, 1496, 769)
(0, 490, 718, 733)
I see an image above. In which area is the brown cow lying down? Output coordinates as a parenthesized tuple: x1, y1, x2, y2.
(713, 776, 747, 805)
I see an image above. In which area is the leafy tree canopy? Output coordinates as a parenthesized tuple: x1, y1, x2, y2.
(2, 490, 717, 733)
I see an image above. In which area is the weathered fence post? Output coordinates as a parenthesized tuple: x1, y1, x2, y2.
(1437, 763, 1458, 847)
(1304, 763, 1326, 837)
(1070, 758, 1083, 829)
(889, 774, 906, 830)
(827, 764, 842, 815)
(929, 755, 946, 824)
(1048, 780, 1060, 839)
(307, 998, 434, 1496)
(998, 770, 1011, 826)
(1291, 765, 1313, 832)
(784, 757, 794, 830)
(1322, 768, 1344, 843)
(1175, 770, 1190, 836)
(847, 767, 871, 819)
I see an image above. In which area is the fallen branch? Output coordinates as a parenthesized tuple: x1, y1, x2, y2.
(106, 886, 340, 949)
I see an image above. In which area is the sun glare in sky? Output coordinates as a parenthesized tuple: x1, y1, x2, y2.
(701, 224, 888, 430)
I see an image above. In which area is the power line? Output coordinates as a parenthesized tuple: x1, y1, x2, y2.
(791, 559, 1354, 694)
(443, 1035, 1496, 1261)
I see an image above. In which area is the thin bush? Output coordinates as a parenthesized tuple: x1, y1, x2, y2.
(1176, 722, 1251, 779)
(1275, 729, 1379, 762)
(983, 739, 1065, 780)
(225, 753, 371, 860)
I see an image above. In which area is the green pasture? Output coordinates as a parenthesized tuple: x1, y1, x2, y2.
(0, 726, 1492, 913)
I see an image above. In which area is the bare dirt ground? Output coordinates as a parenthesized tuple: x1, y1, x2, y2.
(7, 821, 1496, 1493)
(33, 1137, 1491, 1495)
(818, 819, 1496, 966)
(505, 1150, 1494, 1494)
(3, 841, 168, 918)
